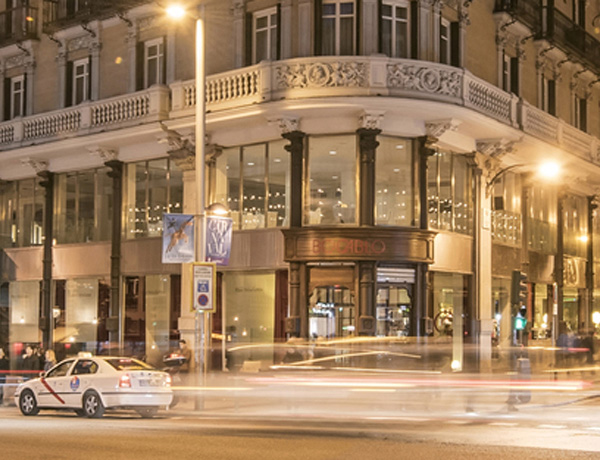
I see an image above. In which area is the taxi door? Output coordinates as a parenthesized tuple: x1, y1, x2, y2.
(37, 359, 75, 408)
(62, 359, 99, 407)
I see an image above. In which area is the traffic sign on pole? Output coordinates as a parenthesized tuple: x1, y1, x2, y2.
(191, 262, 216, 312)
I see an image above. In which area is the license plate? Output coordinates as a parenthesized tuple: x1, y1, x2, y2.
(139, 379, 160, 387)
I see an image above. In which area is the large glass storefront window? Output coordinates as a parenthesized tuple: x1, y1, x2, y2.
(54, 168, 113, 244)
(0, 178, 44, 248)
(125, 158, 183, 239)
(215, 140, 289, 230)
(563, 194, 588, 259)
(492, 277, 511, 347)
(431, 272, 468, 371)
(8, 280, 40, 367)
(528, 185, 557, 253)
(532, 283, 550, 339)
(375, 137, 414, 226)
(491, 172, 522, 246)
(306, 135, 357, 225)
(427, 151, 473, 235)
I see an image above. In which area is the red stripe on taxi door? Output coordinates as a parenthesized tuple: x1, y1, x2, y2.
(40, 378, 65, 404)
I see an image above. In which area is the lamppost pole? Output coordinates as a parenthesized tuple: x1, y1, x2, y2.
(194, 6, 208, 405)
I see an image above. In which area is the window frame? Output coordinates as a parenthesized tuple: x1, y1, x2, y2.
(252, 7, 278, 64)
(321, 0, 356, 56)
(381, 0, 410, 58)
(10, 74, 24, 119)
(144, 37, 165, 88)
(72, 57, 90, 105)
(439, 18, 450, 65)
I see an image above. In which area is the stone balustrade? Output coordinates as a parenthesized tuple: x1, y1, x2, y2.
(0, 56, 597, 167)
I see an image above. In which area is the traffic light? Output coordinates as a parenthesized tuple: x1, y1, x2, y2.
(510, 270, 528, 307)
(514, 307, 528, 331)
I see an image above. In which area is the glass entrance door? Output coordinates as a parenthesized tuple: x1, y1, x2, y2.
(308, 286, 355, 339)
(376, 285, 412, 337)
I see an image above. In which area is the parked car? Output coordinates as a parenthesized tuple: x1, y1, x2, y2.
(14, 354, 173, 418)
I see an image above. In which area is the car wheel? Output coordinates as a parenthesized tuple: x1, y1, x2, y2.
(19, 390, 39, 416)
(82, 391, 105, 418)
(136, 407, 159, 418)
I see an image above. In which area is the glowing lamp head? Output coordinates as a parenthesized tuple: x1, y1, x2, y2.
(166, 5, 186, 20)
(593, 311, 600, 326)
(538, 161, 560, 180)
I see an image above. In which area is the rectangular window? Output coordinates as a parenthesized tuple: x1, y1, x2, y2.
(439, 18, 450, 65)
(381, 1, 409, 58)
(375, 137, 414, 226)
(541, 76, 556, 116)
(72, 58, 89, 105)
(10, 75, 24, 119)
(502, 53, 511, 93)
(215, 142, 290, 231)
(427, 151, 473, 235)
(528, 185, 557, 254)
(125, 158, 183, 239)
(322, 0, 355, 55)
(573, 96, 587, 132)
(144, 38, 164, 88)
(253, 7, 278, 63)
(491, 172, 522, 247)
(306, 135, 357, 225)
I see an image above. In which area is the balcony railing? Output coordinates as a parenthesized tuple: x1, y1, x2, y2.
(0, 56, 598, 171)
(42, 0, 146, 30)
(494, 0, 600, 74)
(0, 4, 38, 45)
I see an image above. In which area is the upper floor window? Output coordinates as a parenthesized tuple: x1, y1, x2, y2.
(137, 38, 165, 90)
(501, 52, 519, 96)
(541, 75, 556, 116)
(573, 95, 587, 132)
(72, 57, 89, 105)
(321, 0, 355, 55)
(491, 172, 522, 247)
(253, 7, 278, 63)
(439, 18, 450, 65)
(381, 1, 410, 58)
(7, 74, 24, 119)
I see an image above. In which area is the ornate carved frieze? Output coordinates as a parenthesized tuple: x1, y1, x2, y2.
(5, 53, 26, 69)
(387, 63, 462, 98)
(425, 119, 461, 138)
(22, 158, 48, 174)
(67, 36, 92, 52)
(275, 62, 368, 89)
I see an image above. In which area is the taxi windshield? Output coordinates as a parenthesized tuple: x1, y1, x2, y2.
(104, 358, 155, 371)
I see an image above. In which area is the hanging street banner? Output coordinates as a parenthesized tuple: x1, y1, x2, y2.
(205, 216, 233, 266)
(191, 262, 216, 312)
(162, 213, 195, 264)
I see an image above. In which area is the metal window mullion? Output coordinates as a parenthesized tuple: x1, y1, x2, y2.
(145, 161, 150, 236)
(264, 143, 269, 228)
(239, 147, 244, 224)
(451, 154, 456, 232)
(435, 153, 441, 229)
(166, 158, 171, 214)
(75, 173, 80, 240)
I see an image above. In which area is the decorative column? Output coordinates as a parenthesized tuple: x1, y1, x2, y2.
(457, 3, 470, 68)
(232, 0, 245, 68)
(126, 23, 138, 93)
(280, 0, 293, 59)
(585, 196, 596, 331)
(56, 46, 67, 108)
(361, 0, 378, 56)
(432, 0, 442, 62)
(415, 136, 436, 337)
(24, 57, 35, 116)
(279, 117, 306, 337)
(554, 189, 565, 345)
(38, 169, 54, 352)
(357, 112, 382, 226)
(104, 155, 123, 353)
(90, 41, 101, 101)
(297, 0, 312, 57)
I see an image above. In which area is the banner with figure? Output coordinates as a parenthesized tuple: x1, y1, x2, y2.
(162, 213, 195, 263)
(205, 216, 233, 266)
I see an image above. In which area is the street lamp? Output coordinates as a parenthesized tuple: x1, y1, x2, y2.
(166, 4, 208, 402)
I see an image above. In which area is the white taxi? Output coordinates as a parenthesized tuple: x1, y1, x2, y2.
(14, 354, 173, 418)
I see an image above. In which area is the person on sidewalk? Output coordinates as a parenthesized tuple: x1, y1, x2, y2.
(0, 347, 9, 406)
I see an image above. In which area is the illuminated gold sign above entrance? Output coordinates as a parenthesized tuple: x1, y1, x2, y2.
(283, 228, 436, 263)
